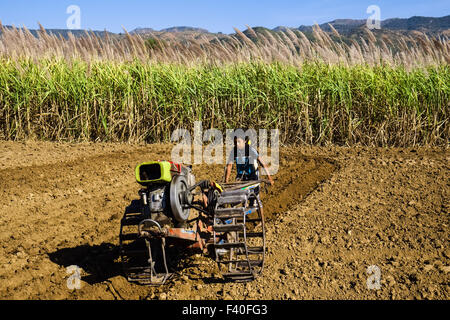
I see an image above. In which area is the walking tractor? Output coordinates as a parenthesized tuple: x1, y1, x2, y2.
(119, 160, 269, 285)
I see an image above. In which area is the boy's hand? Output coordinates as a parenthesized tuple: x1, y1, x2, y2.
(199, 180, 211, 190)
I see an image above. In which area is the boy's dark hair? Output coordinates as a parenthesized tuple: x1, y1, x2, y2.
(232, 128, 254, 144)
(233, 128, 251, 158)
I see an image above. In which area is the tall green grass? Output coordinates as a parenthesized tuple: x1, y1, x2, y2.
(0, 58, 448, 146)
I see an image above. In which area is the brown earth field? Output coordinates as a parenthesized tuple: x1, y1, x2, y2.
(0, 141, 448, 300)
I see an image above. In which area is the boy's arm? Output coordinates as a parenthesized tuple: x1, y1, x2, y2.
(225, 163, 233, 183)
(258, 157, 274, 186)
(225, 149, 235, 183)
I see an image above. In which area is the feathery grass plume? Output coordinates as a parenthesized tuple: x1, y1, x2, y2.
(245, 25, 258, 40)
(317, 25, 334, 48)
(296, 30, 312, 49)
(284, 27, 302, 49)
(312, 24, 325, 46)
(227, 35, 243, 51)
(233, 27, 256, 49)
(122, 27, 138, 57)
(415, 33, 432, 56)
(262, 29, 278, 47)
(328, 23, 341, 39)
(364, 27, 377, 44)
(360, 36, 369, 52)
(37, 22, 51, 45)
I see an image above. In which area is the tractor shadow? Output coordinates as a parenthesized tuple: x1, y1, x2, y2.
(48, 242, 208, 285)
(47, 200, 140, 285)
(48, 200, 204, 285)
(201, 276, 227, 285)
(48, 242, 123, 285)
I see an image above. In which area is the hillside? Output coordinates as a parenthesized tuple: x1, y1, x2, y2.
(1, 15, 448, 42)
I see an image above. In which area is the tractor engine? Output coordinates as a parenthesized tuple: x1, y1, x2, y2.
(135, 161, 196, 227)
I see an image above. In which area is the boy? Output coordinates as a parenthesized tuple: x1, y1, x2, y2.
(225, 133, 274, 189)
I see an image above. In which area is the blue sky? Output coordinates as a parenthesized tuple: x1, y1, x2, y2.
(0, 0, 448, 33)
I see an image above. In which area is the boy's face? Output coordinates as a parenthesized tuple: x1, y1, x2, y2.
(236, 138, 245, 150)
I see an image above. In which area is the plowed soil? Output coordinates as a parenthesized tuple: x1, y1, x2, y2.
(0, 141, 448, 300)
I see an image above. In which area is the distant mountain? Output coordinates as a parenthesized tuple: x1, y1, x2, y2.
(1, 15, 448, 43)
(295, 15, 450, 36)
(131, 27, 155, 34)
(129, 15, 449, 40)
(160, 26, 209, 33)
(298, 19, 367, 34)
(271, 26, 291, 32)
(0, 25, 116, 39)
(382, 15, 450, 32)
(130, 26, 210, 35)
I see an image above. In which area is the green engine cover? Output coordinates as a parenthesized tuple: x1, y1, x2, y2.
(135, 161, 172, 186)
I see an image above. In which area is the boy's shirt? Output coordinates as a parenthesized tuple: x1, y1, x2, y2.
(227, 146, 259, 179)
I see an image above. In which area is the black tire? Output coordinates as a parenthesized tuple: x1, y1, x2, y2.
(169, 175, 190, 223)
